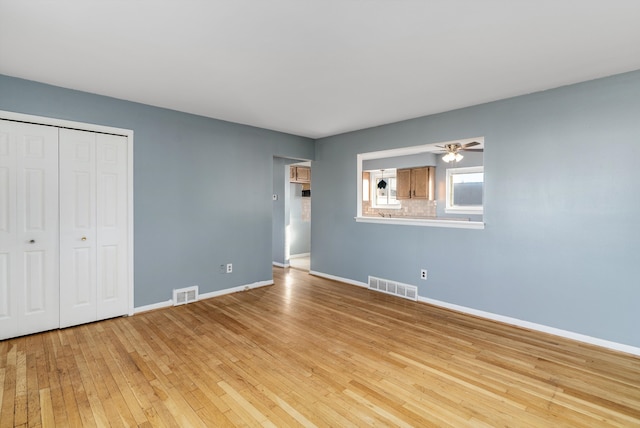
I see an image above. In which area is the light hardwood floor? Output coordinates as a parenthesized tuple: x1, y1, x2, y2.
(1, 268, 639, 427)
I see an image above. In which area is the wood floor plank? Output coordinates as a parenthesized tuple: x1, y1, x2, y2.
(1, 345, 17, 428)
(41, 334, 69, 427)
(25, 344, 41, 428)
(1, 267, 639, 426)
(38, 388, 55, 428)
(13, 349, 27, 427)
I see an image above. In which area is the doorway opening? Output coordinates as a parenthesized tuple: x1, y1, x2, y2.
(272, 158, 311, 272)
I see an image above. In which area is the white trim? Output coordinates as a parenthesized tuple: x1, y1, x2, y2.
(309, 270, 640, 357)
(358, 137, 483, 161)
(0, 110, 136, 317)
(134, 280, 274, 314)
(418, 296, 640, 357)
(0, 110, 133, 137)
(355, 216, 484, 229)
(309, 271, 368, 288)
(127, 130, 134, 316)
(357, 153, 363, 216)
(199, 280, 273, 300)
(134, 299, 173, 314)
(289, 253, 310, 259)
(445, 207, 483, 215)
(273, 261, 290, 268)
(355, 137, 484, 222)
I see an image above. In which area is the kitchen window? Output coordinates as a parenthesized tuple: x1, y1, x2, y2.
(445, 166, 484, 214)
(370, 169, 400, 209)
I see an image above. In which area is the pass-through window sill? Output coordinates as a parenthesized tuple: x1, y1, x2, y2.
(355, 216, 484, 229)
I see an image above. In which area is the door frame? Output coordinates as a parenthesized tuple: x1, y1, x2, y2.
(0, 110, 135, 316)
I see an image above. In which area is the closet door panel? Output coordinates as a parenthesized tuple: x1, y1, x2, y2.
(17, 124, 59, 336)
(0, 120, 59, 339)
(23, 250, 46, 314)
(60, 129, 129, 326)
(59, 128, 97, 328)
(0, 127, 15, 337)
(0, 252, 11, 333)
(96, 134, 128, 319)
(0, 158, 10, 233)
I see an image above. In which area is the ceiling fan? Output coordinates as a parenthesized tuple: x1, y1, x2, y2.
(436, 141, 483, 163)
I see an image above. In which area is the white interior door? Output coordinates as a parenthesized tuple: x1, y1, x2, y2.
(1, 112, 132, 339)
(59, 129, 97, 327)
(59, 129, 129, 327)
(0, 119, 59, 340)
(95, 133, 129, 320)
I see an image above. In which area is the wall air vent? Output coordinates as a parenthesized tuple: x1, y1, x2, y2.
(173, 285, 199, 306)
(368, 276, 418, 301)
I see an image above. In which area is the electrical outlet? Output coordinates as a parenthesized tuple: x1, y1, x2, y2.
(420, 269, 427, 280)
(226, 263, 233, 273)
(272, 194, 278, 200)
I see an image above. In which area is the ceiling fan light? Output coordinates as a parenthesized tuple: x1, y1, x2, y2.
(442, 152, 454, 162)
(455, 153, 463, 162)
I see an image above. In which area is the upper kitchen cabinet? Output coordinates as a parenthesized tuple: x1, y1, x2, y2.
(290, 166, 311, 183)
(396, 166, 435, 200)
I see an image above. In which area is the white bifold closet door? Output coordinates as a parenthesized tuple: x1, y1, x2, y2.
(59, 129, 129, 328)
(0, 120, 60, 340)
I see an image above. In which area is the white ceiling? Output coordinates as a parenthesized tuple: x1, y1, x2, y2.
(1, 1, 640, 139)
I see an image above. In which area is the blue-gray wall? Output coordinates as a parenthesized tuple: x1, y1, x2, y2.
(0, 74, 314, 307)
(312, 70, 640, 348)
(363, 152, 437, 170)
(3, 70, 639, 349)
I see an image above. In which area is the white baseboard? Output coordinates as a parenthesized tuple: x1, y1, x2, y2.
(289, 252, 310, 259)
(273, 261, 290, 268)
(310, 271, 640, 357)
(199, 280, 273, 300)
(134, 280, 274, 314)
(309, 270, 368, 288)
(134, 299, 173, 314)
(418, 296, 640, 357)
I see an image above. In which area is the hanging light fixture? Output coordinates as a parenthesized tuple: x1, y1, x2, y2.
(442, 144, 464, 162)
(442, 152, 464, 163)
(377, 169, 387, 189)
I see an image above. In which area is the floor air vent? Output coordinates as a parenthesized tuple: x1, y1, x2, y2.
(368, 276, 418, 301)
(173, 285, 199, 306)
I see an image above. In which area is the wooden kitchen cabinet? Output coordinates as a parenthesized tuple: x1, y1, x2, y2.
(396, 166, 435, 200)
(290, 166, 311, 183)
(396, 169, 411, 199)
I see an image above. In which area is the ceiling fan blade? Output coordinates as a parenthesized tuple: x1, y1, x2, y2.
(462, 148, 483, 152)
(462, 141, 480, 148)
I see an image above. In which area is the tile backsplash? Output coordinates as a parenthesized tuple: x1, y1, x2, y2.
(362, 199, 437, 218)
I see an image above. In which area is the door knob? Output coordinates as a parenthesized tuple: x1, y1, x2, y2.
(29, 239, 35, 244)
(81, 236, 87, 241)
